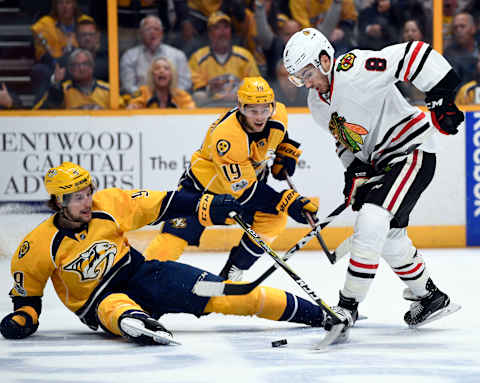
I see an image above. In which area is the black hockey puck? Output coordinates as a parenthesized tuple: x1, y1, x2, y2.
(271, 339, 287, 347)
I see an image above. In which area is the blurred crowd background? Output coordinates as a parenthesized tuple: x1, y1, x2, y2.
(0, 0, 479, 111)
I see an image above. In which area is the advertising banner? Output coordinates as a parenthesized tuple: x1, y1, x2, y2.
(0, 113, 466, 229)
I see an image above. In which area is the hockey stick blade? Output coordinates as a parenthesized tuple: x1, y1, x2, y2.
(314, 323, 349, 351)
(408, 302, 461, 329)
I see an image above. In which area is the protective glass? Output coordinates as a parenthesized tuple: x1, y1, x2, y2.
(288, 67, 315, 88)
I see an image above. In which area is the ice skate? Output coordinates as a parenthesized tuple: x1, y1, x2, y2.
(119, 311, 179, 345)
(404, 280, 461, 328)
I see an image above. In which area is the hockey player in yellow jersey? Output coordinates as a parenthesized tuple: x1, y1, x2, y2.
(0, 162, 349, 345)
(144, 77, 318, 281)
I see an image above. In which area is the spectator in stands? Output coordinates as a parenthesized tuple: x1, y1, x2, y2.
(444, 12, 478, 86)
(455, 55, 480, 104)
(357, 0, 402, 50)
(127, 57, 195, 109)
(188, 12, 260, 107)
(389, 0, 429, 41)
(120, 15, 192, 95)
(396, 18, 427, 105)
(178, 0, 222, 45)
(402, 18, 425, 42)
(34, 49, 118, 110)
(54, 18, 109, 83)
(442, 0, 459, 47)
(254, 1, 301, 81)
(271, 60, 308, 107)
(289, 0, 357, 56)
(0, 83, 23, 110)
(31, 0, 93, 101)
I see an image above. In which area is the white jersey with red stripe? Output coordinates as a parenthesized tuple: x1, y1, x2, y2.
(307, 41, 452, 170)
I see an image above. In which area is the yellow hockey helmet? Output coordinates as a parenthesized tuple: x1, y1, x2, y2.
(237, 77, 275, 107)
(44, 162, 92, 201)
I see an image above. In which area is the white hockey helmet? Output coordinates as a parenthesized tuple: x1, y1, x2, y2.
(283, 28, 335, 87)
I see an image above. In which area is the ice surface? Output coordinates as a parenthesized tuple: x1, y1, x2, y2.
(0, 215, 479, 382)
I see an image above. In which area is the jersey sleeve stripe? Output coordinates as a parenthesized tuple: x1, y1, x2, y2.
(409, 46, 432, 83)
(395, 41, 412, 79)
(403, 41, 424, 81)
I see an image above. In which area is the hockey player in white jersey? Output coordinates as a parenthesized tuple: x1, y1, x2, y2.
(283, 28, 464, 328)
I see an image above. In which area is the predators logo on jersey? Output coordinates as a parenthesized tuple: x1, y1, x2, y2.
(170, 218, 187, 228)
(216, 139, 231, 156)
(329, 112, 368, 153)
(64, 241, 117, 281)
(18, 241, 30, 259)
(337, 53, 356, 72)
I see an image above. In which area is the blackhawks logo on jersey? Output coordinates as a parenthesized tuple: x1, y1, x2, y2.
(329, 112, 368, 153)
(336, 53, 356, 72)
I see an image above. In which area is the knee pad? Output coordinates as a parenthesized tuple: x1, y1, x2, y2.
(97, 293, 144, 336)
(352, 203, 392, 260)
(382, 228, 417, 267)
(343, 204, 392, 302)
(143, 233, 187, 261)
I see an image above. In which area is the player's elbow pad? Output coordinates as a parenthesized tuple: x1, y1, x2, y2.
(0, 309, 39, 339)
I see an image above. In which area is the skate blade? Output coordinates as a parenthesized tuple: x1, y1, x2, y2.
(409, 302, 461, 328)
(357, 314, 368, 321)
(121, 320, 181, 345)
(314, 323, 349, 351)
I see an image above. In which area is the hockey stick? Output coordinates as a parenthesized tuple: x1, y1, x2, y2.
(229, 211, 348, 348)
(192, 201, 347, 297)
(284, 172, 337, 264)
(229, 212, 342, 318)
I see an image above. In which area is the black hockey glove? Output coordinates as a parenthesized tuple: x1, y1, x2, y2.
(271, 138, 302, 181)
(425, 94, 464, 135)
(343, 159, 374, 210)
(276, 189, 318, 224)
(0, 310, 39, 339)
(197, 193, 243, 226)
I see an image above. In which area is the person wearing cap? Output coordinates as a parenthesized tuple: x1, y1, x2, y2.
(188, 11, 260, 107)
(120, 15, 192, 95)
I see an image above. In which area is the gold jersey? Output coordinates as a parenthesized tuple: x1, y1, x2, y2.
(34, 79, 117, 110)
(9, 188, 168, 317)
(129, 85, 196, 109)
(188, 45, 260, 93)
(289, 0, 358, 29)
(189, 102, 288, 199)
(187, 0, 222, 17)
